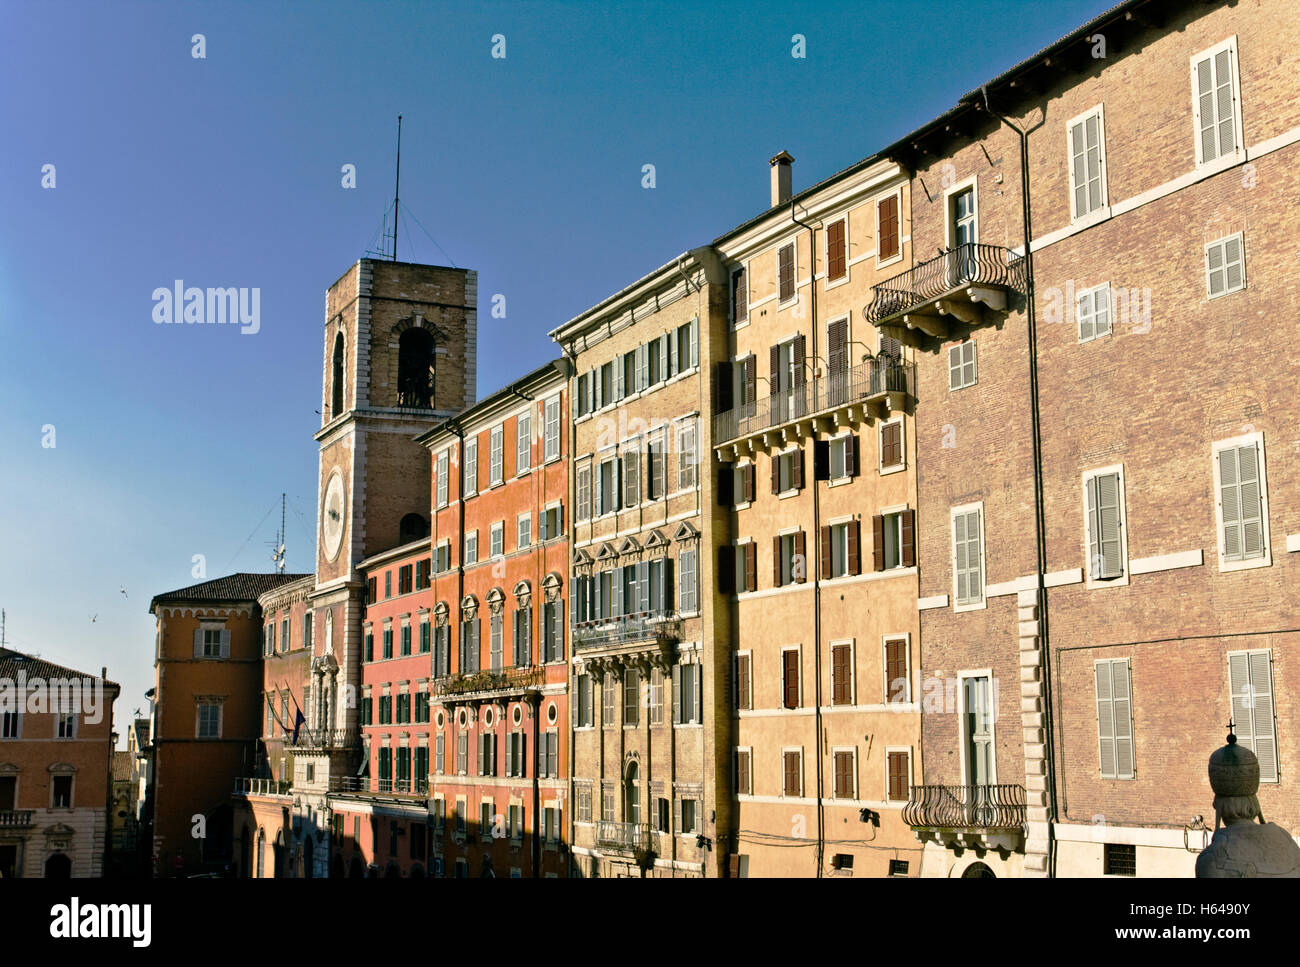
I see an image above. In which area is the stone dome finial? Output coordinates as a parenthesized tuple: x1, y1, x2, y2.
(1208, 723, 1260, 798)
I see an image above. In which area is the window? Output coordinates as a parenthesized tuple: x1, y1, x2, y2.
(676, 663, 701, 724)
(731, 266, 748, 326)
(435, 543, 450, 574)
(734, 653, 751, 711)
(364, 631, 374, 663)
(602, 672, 616, 727)
(398, 564, 413, 594)
(57, 712, 76, 739)
(1228, 650, 1277, 783)
(517, 514, 531, 550)
(506, 732, 526, 778)
(833, 750, 856, 799)
(873, 509, 915, 572)
(951, 505, 984, 606)
(676, 319, 698, 372)
(1214, 434, 1269, 568)
(197, 704, 220, 739)
(826, 217, 847, 280)
(830, 643, 853, 706)
(480, 801, 493, 837)
(648, 336, 664, 385)
(478, 733, 497, 777)
(542, 600, 563, 662)
(623, 668, 640, 727)
(330, 332, 345, 416)
(649, 667, 664, 725)
(516, 411, 531, 474)
(877, 194, 900, 261)
(948, 341, 977, 389)
(384, 571, 391, 599)
(436, 450, 449, 507)
(889, 859, 909, 877)
(399, 624, 411, 656)
(774, 531, 806, 586)
(676, 419, 697, 492)
(541, 731, 558, 778)
(1206, 233, 1246, 298)
(879, 420, 903, 470)
(782, 750, 802, 797)
(778, 242, 796, 304)
(366, 577, 377, 605)
(576, 786, 592, 824)
(655, 797, 670, 833)
(598, 361, 614, 408)
(886, 750, 910, 802)
(576, 373, 590, 418)
(679, 548, 697, 613)
(1077, 284, 1112, 342)
(735, 749, 752, 795)
(576, 673, 593, 728)
(463, 439, 478, 496)
(489, 425, 504, 484)
(679, 798, 698, 834)
(646, 431, 665, 500)
(202, 628, 222, 658)
(597, 456, 619, 516)
(822, 520, 859, 579)
(513, 606, 531, 667)
(1085, 469, 1126, 581)
(52, 775, 73, 809)
(773, 447, 803, 494)
(828, 434, 856, 481)
(781, 649, 800, 709)
(1095, 658, 1135, 780)
(725, 541, 757, 594)
(1191, 38, 1241, 166)
(490, 522, 504, 559)
(465, 532, 478, 566)
(1104, 843, 1137, 877)
(1, 711, 19, 739)
(576, 466, 592, 522)
(280, 617, 289, 652)
(1067, 106, 1108, 219)
(623, 446, 641, 507)
(382, 626, 393, 660)
(885, 638, 910, 704)
(456, 733, 468, 775)
(544, 395, 561, 461)
(489, 612, 504, 671)
(539, 504, 562, 541)
(961, 677, 995, 785)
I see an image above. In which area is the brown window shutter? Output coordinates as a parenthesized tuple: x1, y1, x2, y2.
(892, 424, 903, 467)
(728, 853, 742, 877)
(744, 356, 756, 405)
(879, 196, 899, 260)
(793, 335, 806, 389)
(770, 453, 780, 495)
(886, 639, 907, 701)
(783, 652, 799, 709)
(745, 543, 757, 592)
(794, 530, 806, 583)
(828, 220, 846, 280)
(888, 752, 908, 801)
(784, 752, 799, 796)
(850, 434, 861, 477)
(832, 645, 849, 705)
(872, 515, 885, 571)
(773, 535, 782, 587)
(718, 546, 735, 594)
(901, 509, 915, 567)
(819, 525, 832, 579)
(828, 319, 847, 375)
(847, 520, 860, 575)
(733, 269, 747, 325)
(769, 344, 780, 393)
(779, 245, 794, 302)
(745, 464, 756, 504)
(792, 447, 804, 490)
(738, 655, 750, 710)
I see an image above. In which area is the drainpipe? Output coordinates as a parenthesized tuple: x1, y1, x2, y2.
(789, 200, 825, 878)
(980, 85, 1057, 877)
(561, 342, 579, 877)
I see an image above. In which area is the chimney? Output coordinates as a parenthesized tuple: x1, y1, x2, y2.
(770, 151, 794, 207)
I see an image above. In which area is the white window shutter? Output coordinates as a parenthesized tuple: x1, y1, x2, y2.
(193, 629, 203, 658)
(1097, 473, 1123, 578)
(954, 514, 969, 602)
(1219, 446, 1242, 559)
(694, 665, 703, 724)
(1094, 287, 1111, 337)
(1237, 444, 1264, 558)
(1078, 290, 1094, 342)
(948, 346, 961, 390)
(1086, 478, 1100, 579)
(1248, 651, 1277, 782)
(219, 629, 231, 659)
(1096, 661, 1115, 778)
(671, 665, 681, 724)
(1112, 660, 1134, 778)
(1228, 652, 1254, 753)
(1195, 54, 1216, 163)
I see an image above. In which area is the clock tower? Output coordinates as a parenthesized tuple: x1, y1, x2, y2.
(310, 257, 477, 727)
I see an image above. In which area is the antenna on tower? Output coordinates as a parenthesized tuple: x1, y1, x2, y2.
(393, 114, 402, 262)
(269, 493, 287, 573)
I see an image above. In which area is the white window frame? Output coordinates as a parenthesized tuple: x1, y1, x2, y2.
(874, 188, 905, 269)
(465, 531, 478, 566)
(1190, 36, 1244, 169)
(543, 394, 561, 462)
(951, 501, 987, 612)
(436, 450, 449, 508)
(1066, 103, 1109, 222)
(942, 176, 979, 250)
(883, 746, 913, 804)
(516, 513, 531, 550)
(1077, 283, 1112, 343)
(828, 519, 851, 578)
(882, 633, 912, 705)
(1095, 657, 1136, 780)
(1082, 465, 1130, 588)
(1205, 233, 1246, 299)
(196, 702, 223, 739)
(830, 745, 858, 801)
(956, 670, 996, 785)
(1212, 431, 1271, 572)
(878, 417, 905, 474)
(675, 417, 698, 493)
(490, 521, 505, 559)
(735, 539, 754, 594)
(463, 438, 478, 497)
(678, 547, 698, 614)
(828, 432, 852, 482)
(828, 638, 855, 707)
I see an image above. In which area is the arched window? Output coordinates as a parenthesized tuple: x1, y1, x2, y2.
(331, 332, 345, 417)
(256, 829, 266, 878)
(397, 328, 435, 408)
(624, 761, 640, 826)
(400, 513, 429, 543)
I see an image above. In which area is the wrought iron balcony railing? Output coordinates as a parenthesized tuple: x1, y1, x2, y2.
(291, 728, 358, 750)
(432, 664, 544, 698)
(328, 776, 429, 797)
(595, 820, 654, 854)
(902, 784, 1026, 830)
(233, 777, 291, 797)
(864, 242, 1023, 326)
(0, 810, 34, 828)
(573, 611, 682, 652)
(714, 357, 915, 446)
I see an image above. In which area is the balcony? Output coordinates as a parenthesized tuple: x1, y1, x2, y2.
(432, 664, 544, 702)
(292, 728, 359, 752)
(0, 810, 34, 828)
(572, 611, 681, 667)
(903, 784, 1026, 856)
(863, 242, 1023, 341)
(328, 776, 429, 798)
(233, 778, 291, 798)
(595, 821, 655, 858)
(714, 357, 915, 450)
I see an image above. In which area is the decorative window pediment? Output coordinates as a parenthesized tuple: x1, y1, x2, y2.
(433, 601, 450, 627)
(673, 521, 699, 543)
(595, 542, 618, 561)
(644, 529, 669, 550)
(618, 537, 641, 556)
(542, 572, 563, 602)
(486, 587, 506, 615)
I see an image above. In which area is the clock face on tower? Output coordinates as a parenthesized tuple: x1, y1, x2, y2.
(322, 471, 346, 562)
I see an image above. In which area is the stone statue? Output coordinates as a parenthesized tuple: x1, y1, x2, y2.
(1196, 728, 1300, 877)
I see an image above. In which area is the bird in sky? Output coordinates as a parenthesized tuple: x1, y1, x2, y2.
(120, 586, 128, 598)
(89, 614, 98, 623)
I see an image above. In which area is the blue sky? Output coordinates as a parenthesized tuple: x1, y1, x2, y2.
(0, 0, 1113, 733)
